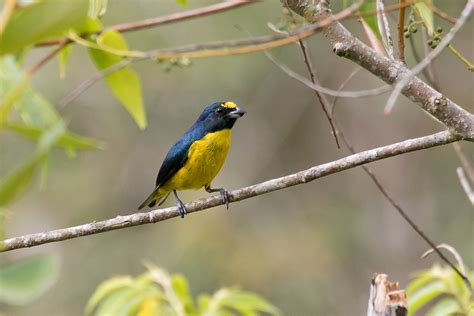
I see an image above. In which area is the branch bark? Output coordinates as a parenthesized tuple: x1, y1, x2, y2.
(284, 0, 474, 140)
(0, 130, 461, 252)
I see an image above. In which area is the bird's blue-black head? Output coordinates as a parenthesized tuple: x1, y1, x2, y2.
(196, 102, 246, 132)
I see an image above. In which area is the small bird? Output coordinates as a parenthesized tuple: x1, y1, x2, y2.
(138, 101, 245, 217)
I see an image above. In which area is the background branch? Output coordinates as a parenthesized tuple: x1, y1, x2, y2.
(36, 0, 255, 47)
(284, 0, 474, 140)
(0, 130, 461, 252)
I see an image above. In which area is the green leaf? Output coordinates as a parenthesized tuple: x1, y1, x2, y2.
(3, 122, 103, 151)
(412, 1, 434, 36)
(426, 298, 460, 316)
(0, 56, 59, 125)
(176, 0, 187, 6)
(73, 17, 103, 34)
(171, 274, 195, 313)
(408, 280, 445, 315)
(359, 2, 381, 40)
(220, 291, 279, 315)
(88, 30, 147, 129)
(94, 287, 136, 316)
(59, 44, 72, 79)
(0, 255, 59, 305)
(407, 270, 438, 295)
(85, 276, 134, 314)
(0, 121, 64, 206)
(0, 0, 89, 55)
(198, 294, 211, 314)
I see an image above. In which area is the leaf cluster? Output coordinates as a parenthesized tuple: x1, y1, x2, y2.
(86, 263, 280, 316)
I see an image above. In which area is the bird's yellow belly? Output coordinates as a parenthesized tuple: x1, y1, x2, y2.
(162, 129, 231, 191)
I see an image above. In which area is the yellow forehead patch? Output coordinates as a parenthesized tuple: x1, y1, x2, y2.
(221, 102, 237, 109)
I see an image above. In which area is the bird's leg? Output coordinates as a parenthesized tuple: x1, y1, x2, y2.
(173, 190, 187, 218)
(205, 185, 230, 209)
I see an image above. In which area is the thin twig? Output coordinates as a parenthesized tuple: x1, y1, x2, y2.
(0, 130, 461, 252)
(430, 4, 458, 24)
(265, 52, 391, 97)
(27, 42, 67, 76)
(294, 39, 472, 292)
(422, 244, 468, 282)
(58, 58, 133, 108)
(397, 0, 406, 63)
(384, 1, 473, 114)
(343, 134, 472, 290)
(453, 143, 474, 183)
(36, 1, 255, 47)
(281, 0, 340, 148)
(456, 167, 474, 205)
(298, 40, 340, 148)
(331, 67, 363, 117)
(420, 29, 441, 91)
(376, 0, 394, 58)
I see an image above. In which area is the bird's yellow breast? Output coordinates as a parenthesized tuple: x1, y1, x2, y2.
(162, 129, 232, 191)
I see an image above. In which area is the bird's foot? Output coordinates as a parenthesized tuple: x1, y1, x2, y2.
(176, 199, 187, 218)
(205, 186, 231, 210)
(218, 189, 230, 210)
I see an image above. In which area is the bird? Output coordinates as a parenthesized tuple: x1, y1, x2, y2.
(138, 101, 246, 218)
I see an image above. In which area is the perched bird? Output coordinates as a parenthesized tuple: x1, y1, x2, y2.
(138, 101, 246, 217)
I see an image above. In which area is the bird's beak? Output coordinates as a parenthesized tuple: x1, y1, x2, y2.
(227, 106, 246, 119)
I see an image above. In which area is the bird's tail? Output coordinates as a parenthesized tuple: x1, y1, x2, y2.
(138, 187, 170, 210)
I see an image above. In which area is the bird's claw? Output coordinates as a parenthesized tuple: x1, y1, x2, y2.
(177, 199, 187, 218)
(219, 189, 230, 210)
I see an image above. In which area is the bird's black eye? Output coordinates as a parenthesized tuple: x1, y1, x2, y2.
(216, 107, 224, 114)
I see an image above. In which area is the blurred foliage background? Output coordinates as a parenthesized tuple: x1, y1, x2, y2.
(0, 0, 473, 315)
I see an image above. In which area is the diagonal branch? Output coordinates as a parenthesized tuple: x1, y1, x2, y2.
(283, 0, 474, 140)
(0, 130, 462, 252)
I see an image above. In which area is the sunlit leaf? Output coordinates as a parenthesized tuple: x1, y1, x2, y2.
(426, 298, 460, 316)
(94, 287, 136, 316)
(408, 280, 445, 315)
(85, 276, 134, 314)
(176, 0, 187, 6)
(0, 121, 64, 206)
(0, 0, 89, 55)
(219, 290, 280, 315)
(73, 17, 103, 34)
(412, 1, 434, 35)
(198, 294, 211, 314)
(136, 297, 159, 316)
(172, 274, 195, 313)
(0, 56, 59, 125)
(0, 255, 59, 305)
(88, 30, 147, 129)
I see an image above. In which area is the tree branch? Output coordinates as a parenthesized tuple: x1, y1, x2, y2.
(0, 130, 461, 252)
(36, 0, 255, 47)
(283, 0, 474, 140)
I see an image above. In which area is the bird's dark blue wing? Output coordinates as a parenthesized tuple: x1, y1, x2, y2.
(155, 124, 206, 187)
